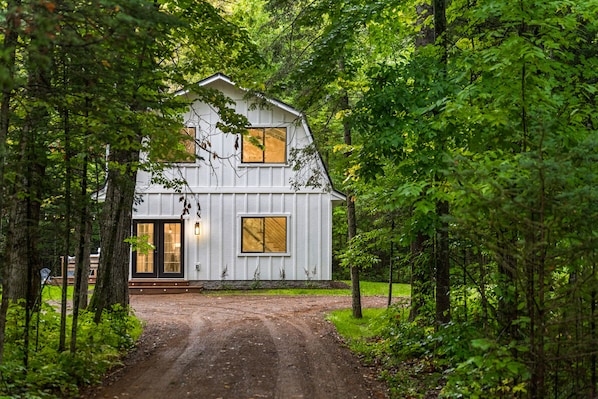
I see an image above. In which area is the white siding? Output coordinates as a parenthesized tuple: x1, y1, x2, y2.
(133, 75, 340, 281)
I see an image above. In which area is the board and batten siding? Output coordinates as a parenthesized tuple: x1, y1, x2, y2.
(133, 191, 334, 281)
(132, 74, 341, 281)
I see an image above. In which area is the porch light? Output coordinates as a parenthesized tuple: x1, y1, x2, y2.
(194, 221, 201, 236)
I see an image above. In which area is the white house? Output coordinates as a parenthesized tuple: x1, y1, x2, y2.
(130, 74, 344, 288)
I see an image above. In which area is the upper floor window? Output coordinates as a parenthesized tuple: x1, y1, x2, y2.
(242, 127, 286, 164)
(159, 127, 196, 163)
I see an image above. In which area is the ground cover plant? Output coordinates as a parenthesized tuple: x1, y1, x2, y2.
(329, 298, 533, 398)
(0, 297, 142, 399)
(329, 305, 445, 398)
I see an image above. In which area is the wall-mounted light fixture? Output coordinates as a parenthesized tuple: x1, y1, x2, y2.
(194, 221, 201, 236)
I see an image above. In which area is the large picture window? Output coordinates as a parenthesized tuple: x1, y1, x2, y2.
(241, 216, 287, 253)
(242, 127, 286, 164)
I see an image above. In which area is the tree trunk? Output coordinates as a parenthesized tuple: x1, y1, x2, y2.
(4, 196, 42, 304)
(0, 0, 20, 208)
(0, 0, 24, 364)
(4, 0, 54, 321)
(496, 230, 518, 338)
(340, 86, 362, 319)
(89, 146, 139, 323)
(387, 222, 394, 308)
(531, 155, 548, 399)
(59, 108, 72, 352)
(433, 0, 447, 48)
(415, 3, 434, 48)
(592, 278, 597, 399)
(4, 101, 46, 369)
(432, 0, 450, 327)
(74, 215, 92, 310)
(0, 0, 22, 306)
(435, 200, 450, 325)
(0, 0, 19, 212)
(409, 231, 432, 321)
(75, 99, 94, 311)
(4, 107, 46, 306)
(71, 153, 91, 353)
(408, 0, 451, 324)
(348, 194, 362, 319)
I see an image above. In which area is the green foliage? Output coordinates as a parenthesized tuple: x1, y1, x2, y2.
(124, 235, 155, 255)
(442, 338, 530, 399)
(0, 302, 142, 399)
(329, 304, 442, 398)
(319, 0, 598, 396)
(338, 230, 382, 270)
(382, 311, 436, 362)
(329, 303, 532, 398)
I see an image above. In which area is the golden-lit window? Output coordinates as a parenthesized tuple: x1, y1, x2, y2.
(242, 127, 286, 163)
(241, 217, 287, 253)
(158, 127, 196, 163)
(162, 223, 181, 273)
(135, 223, 154, 273)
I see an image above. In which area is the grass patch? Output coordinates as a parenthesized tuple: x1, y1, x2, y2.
(357, 281, 411, 297)
(328, 303, 449, 398)
(219, 287, 352, 296)
(327, 306, 397, 370)
(327, 307, 389, 340)
(205, 281, 410, 297)
(42, 284, 95, 300)
(43, 284, 75, 300)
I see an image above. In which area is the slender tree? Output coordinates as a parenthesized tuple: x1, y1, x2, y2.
(0, 0, 23, 364)
(340, 86, 362, 318)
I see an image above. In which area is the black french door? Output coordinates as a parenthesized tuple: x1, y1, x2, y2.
(132, 220, 184, 278)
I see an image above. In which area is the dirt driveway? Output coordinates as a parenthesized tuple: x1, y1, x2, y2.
(80, 293, 395, 399)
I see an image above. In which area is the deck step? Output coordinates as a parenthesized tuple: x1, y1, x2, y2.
(50, 277, 96, 286)
(129, 280, 190, 287)
(129, 286, 203, 295)
(128, 280, 203, 295)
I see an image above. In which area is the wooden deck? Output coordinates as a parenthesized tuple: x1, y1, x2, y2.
(128, 280, 203, 295)
(50, 276, 96, 286)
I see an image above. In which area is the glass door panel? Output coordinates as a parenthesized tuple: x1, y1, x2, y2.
(162, 223, 181, 274)
(135, 223, 155, 273)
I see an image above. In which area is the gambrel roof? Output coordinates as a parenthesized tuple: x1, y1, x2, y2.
(186, 73, 345, 202)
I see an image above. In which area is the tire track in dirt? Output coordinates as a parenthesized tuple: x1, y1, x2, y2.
(80, 295, 391, 399)
(263, 314, 359, 399)
(260, 315, 314, 398)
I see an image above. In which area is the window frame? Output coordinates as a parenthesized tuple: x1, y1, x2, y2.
(131, 219, 185, 278)
(157, 126, 196, 164)
(241, 127, 287, 165)
(239, 214, 291, 256)
(176, 126, 197, 163)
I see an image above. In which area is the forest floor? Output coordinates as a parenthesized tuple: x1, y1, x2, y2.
(78, 293, 399, 399)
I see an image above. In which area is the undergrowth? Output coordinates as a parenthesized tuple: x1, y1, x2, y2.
(329, 305, 531, 398)
(0, 301, 142, 399)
